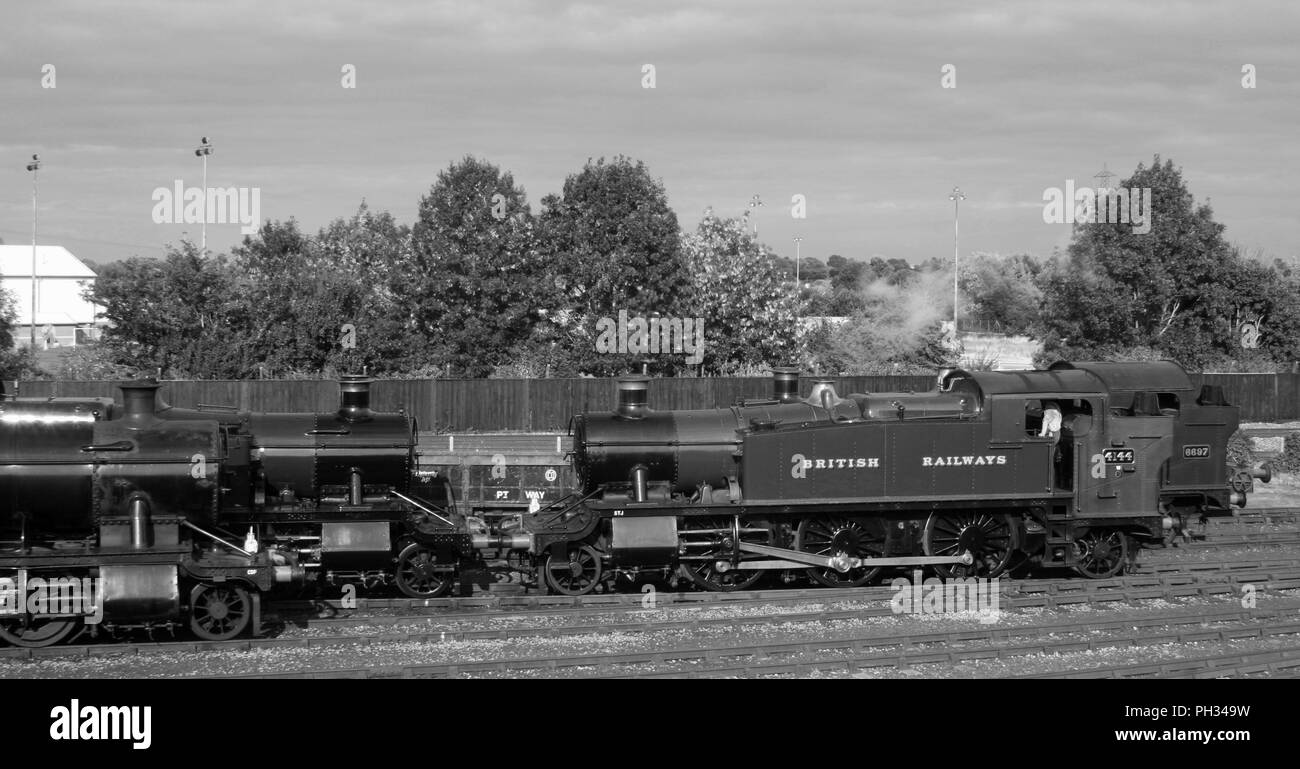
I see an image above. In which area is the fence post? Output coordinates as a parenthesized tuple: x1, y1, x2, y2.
(525, 378, 533, 432)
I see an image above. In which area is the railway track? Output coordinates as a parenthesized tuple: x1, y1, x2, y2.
(6, 543, 1300, 672)
(8, 568, 1296, 671)
(211, 602, 1300, 679)
(271, 567, 1300, 635)
(277, 555, 1300, 614)
(608, 608, 1300, 680)
(1016, 644, 1300, 678)
(1181, 532, 1300, 547)
(1207, 508, 1300, 526)
(5, 562, 1295, 662)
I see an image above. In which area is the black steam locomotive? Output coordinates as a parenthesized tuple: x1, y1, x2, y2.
(0, 382, 304, 647)
(0, 376, 438, 647)
(549, 362, 1261, 592)
(0, 362, 1260, 647)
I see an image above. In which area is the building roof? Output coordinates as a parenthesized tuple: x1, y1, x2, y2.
(0, 245, 96, 278)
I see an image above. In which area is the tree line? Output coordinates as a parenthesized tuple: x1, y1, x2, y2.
(4, 154, 1297, 380)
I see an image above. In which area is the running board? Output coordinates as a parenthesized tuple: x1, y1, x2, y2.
(730, 542, 974, 572)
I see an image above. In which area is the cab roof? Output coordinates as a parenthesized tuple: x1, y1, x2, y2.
(960, 368, 1107, 396)
(1048, 360, 1194, 393)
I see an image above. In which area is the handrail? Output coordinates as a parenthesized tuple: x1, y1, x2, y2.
(181, 519, 254, 557)
(390, 490, 456, 528)
(536, 488, 601, 526)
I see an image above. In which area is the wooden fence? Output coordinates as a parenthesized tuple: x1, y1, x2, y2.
(11, 373, 1300, 430)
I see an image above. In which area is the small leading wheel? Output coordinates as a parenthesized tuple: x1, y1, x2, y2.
(394, 543, 454, 598)
(923, 512, 1014, 579)
(1073, 529, 1128, 578)
(796, 516, 886, 588)
(0, 617, 80, 648)
(543, 544, 603, 596)
(189, 584, 252, 641)
(677, 516, 764, 592)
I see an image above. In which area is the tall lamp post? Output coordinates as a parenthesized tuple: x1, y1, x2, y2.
(948, 187, 965, 334)
(793, 236, 803, 284)
(748, 194, 763, 236)
(195, 137, 213, 251)
(792, 236, 803, 329)
(25, 154, 41, 350)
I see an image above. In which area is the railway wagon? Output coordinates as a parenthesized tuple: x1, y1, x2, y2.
(417, 434, 576, 516)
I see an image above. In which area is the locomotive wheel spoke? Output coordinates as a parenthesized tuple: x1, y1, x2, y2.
(0, 617, 80, 648)
(189, 584, 252, 641)
(395, 543, 453, 598)
(1073, 529, 1128, 579)
(543, 544, 603, 596)
(677, 516, 763, 592)
(923, 512, 1014, 579)
(796, 516, 885, 588)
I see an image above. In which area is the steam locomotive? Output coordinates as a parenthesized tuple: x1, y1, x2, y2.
(0, 382, 304, 647)
(554, 361, 1263, 592)
(0, 361, 1260, 647)
(0, 376, 427, 647)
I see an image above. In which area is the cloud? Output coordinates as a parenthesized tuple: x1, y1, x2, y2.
(1, 0, 1295, 263)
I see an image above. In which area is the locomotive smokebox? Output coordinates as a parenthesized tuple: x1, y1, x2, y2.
(338, 375, 374, 422)
(771, 367, 801, 402)
(614, 376, 649, 420)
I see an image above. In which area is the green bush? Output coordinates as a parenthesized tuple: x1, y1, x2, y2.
(1225, 430, 1255, 467)
(1274, 432, 1300, 474)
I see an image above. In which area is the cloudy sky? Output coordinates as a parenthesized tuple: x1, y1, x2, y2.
(1, 0, 1295, 267)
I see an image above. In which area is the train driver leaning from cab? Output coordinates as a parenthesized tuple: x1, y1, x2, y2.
(1039, 400, 1062, 444)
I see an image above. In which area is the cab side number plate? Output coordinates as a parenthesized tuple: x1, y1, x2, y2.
(1103, 448, 1135, 464)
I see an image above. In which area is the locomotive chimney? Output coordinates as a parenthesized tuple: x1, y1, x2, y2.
(119, 380, 161, 421)
(771, 367, 801, 402)
(614, 376, 649, 420)
(338, 375, 374, 421)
